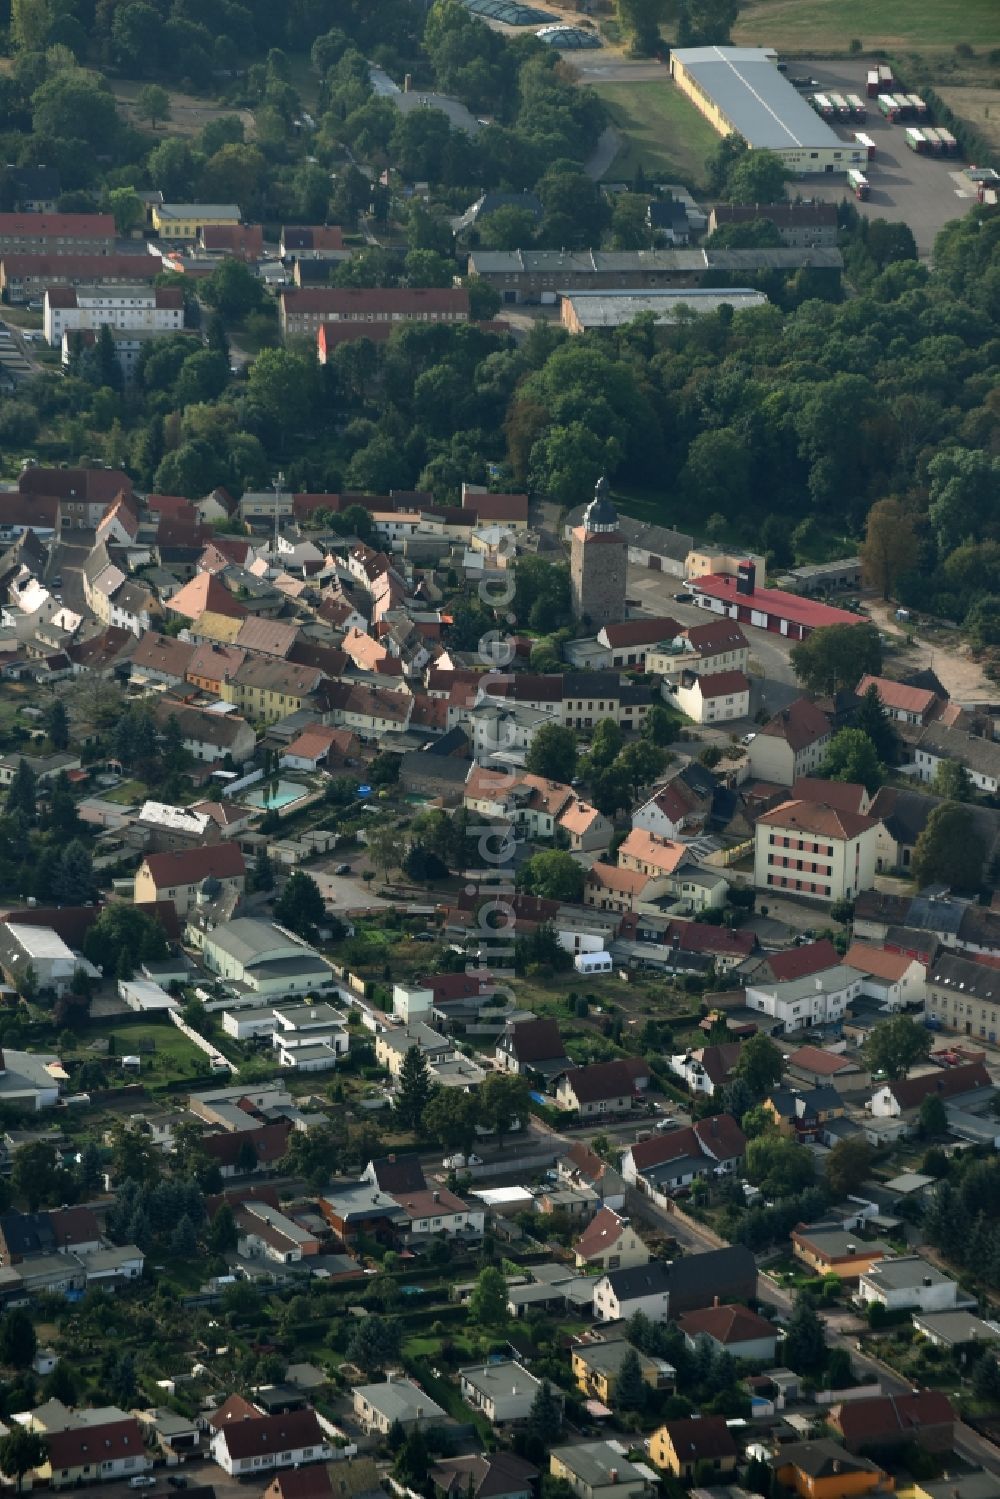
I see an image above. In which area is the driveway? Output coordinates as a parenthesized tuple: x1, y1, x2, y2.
(311, 866, 392, 913)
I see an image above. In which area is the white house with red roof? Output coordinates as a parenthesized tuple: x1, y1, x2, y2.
(677, 1303, 779, 1362)
(666, 668, 750, 724)
(622, 1115, 746, 1201)
(573, 1207, 650, 1272)
(747, 699, 832, 786)
(596, 616, 681, 669)
(209, 1396, 332, 1477)
(856, 674, 941, 726)
(844, 941, 926, 1008)
(16, 1399, 150, 1489)
(754, 799, 881, 901)
(631, 779, 705, 841)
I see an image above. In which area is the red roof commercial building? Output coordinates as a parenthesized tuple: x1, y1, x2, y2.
(689, 561, 866, 640)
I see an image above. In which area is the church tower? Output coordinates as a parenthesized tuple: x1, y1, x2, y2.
(570, 477, 627, 628)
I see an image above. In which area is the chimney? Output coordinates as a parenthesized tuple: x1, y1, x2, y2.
(610, 1473, 618, 1485)
(713, 1294, 720, 1308)
(923, 1276, 932, 1287)
(847, 1244, 856, 1255)
(404, 74, 412, 92)
(433, 1190, 440, 1203)
(833, 1462, 841, 1475)
(735, 560, 756, 597)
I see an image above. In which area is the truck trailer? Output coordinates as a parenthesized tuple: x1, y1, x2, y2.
(848, 168, 870, 200)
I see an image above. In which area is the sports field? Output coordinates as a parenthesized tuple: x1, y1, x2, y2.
(734, 0, 998, 52)
(591, 80, 720, 185)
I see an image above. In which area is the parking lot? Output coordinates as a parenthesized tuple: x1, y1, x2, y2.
(791, 60, 979, 257)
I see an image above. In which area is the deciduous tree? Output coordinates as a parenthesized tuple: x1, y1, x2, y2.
(861, 1015, 932, 1081)
(860, 497, 918, 600)
(912, 802, 985, 891)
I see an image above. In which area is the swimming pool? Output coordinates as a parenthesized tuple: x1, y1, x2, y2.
(241, 779, 309, 811)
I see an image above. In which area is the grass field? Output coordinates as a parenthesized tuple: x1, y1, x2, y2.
(591, 81, 720, 186)
(106, 1020, 207, 1084)
(937, 86, 1000, 152)
(733, 0, 999, 52)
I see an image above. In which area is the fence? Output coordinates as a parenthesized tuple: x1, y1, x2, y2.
(168, 1008, 238, 1075)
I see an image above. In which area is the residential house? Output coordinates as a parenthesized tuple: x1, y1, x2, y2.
(785, 1044, 870, 1092)
(843, 942, 926, 1009)
(631, 779, 706, 841)
(869, 1061, 991, 1118)
(573, 1207, 650, 1272)
(496, 1017, 571, 1080)
(747, 699, 832, 787)
(763, 1086, 844, 1141)
(910, 1310, 1000, 1349)
(151, 203, 241, 239)
(128, 632, 196, 686)
(924, 951, 1000, 1038)
(856, 674, 941, 726)
(44, 285, 184, 346)
(375, 1023, 454, 1079)
(236, 1202, 320, 1264)
(755, 800, 880, 902)
(790, 1223, 892, 1280)
(549, 1442, 656, 1499)
(596, 617, 681, 669)
(830, 1391, 956, 1454)
(666, 669, 751, 725)
(649, 1417, 739, 1481)
(555, 1058, 649, 1117)
(209, 1401, 331, 1478)
(669, 1043, 742, 1097)
(430, 1454, 538, 1499)
(571, 1338, 675, 1404)
(459, 1362, 555, 1425)
(856, 1256, 965, 1313)
(0, 213, 115, 255)
(557, 1143, 628, 1212)
(15, 1399, 150, 1490)
(593, 1260, 672, 1323)
(744, 964, 864, 1035)
(677, 1303, 778, 1362)
(283, 285, 469, 338)
(388, 1183, 484, 1242)
(913, 725, 1000, 797)
(221, 658, 325, 724)
(352, 1377, 446, 1435)
(647, 619, 750, 677)
(133, 843, 246, 917)
(622, 1116, 747, 1199)
(201, 1122, 292, 1179)
(773, 1440, 890, 1499)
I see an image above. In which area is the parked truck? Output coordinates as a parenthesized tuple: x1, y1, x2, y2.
(921, 127, 943, 154)
(855, 131, 876, 160)
(877, 93, 902, 121)
(937, 128, 958, 154)
(878, 63, 895, 89)
(848, 168, 870, 200)
(906, 94, 928, 118)
(905, 127, 927, 152)
(812, 93, 834, 117)
(847, 94, 867, 118)
(828, 93, 851, 118)
(866, 69, 880, 97)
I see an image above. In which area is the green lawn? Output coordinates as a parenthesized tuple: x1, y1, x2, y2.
(591, 81, 720, 187)
(102, 778, 148, 805)
(733, 0, 998, 51)
(105, 1020, 208, 1085)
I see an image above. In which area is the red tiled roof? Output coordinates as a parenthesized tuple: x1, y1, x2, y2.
(786, 1044, 858, 1076)
(167, 572, 247, 621)
(563, 1058, 647, 1104)
(140, 842, 245, 891)
(886, 1061, 990, 1110)
(266, 1469, 333, 1499)
(0, 212, 114, 237)
(791, 778, 868, 815)
(692, 573, 866, 631)
(695, 670, 750, 698)
(602, 616, 681, 648)
(215, 1407, 324, 1461)
(468, 493, 528, 524)
(756, 799, 878, 840)
(629, 1114, 746, 1172)
(857, 674, 939, 717)
(677, 1303, 776, 1346)
(289, 286, 469, 316)
(201, 1121, 291, 1168)
(574, 1206, 630, 1260)
(833, 1392, 955, 1447)
(844, 942, 916, 982)
(765, 940, 841, 982)
(683, 619, 748, 655)
(758, 698, 831, 751)
(46, 1417, 145, 1471)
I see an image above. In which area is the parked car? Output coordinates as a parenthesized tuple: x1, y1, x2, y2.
(673, 592, 691, 603)
(129, 1479, 156, 1490)
(167, 1479, 188, 1491)
(334, 863, 351, 875)
(443, 1152, 483, 1169)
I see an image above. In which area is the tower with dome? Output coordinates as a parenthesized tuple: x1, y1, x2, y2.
(569, 477, 627, 627)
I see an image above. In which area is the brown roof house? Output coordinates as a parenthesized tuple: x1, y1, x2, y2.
(747, 698, 832, 786)
(869, 1060, 991, 1119)
(649, 1416, 739, 1480)
(830, 1390, 956, 1454)
(555, 1058, 649, 1117)
(677, 1302, 778, 1362)
(134, 842, 246, 918)
(573, 1207, 650, 1272)
(495, 1016, 571, 1080)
